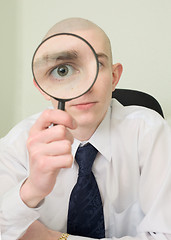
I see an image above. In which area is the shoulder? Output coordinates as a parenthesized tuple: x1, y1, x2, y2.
(110, 99, 171, 138)
(110, 98, 165, 126)
(0, 111, 42, 146)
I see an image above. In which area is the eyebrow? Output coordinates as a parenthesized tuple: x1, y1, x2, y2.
(96, 53, 109, 60)
(34, 50, 78, 67)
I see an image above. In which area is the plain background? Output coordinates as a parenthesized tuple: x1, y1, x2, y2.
(0, 0, 171, 137)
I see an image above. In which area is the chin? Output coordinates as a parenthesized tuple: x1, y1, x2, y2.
(77, 110, 106, 130)
(77, 114, 96, 126)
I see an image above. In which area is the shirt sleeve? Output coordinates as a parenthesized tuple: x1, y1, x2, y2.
(0, 129, 41, 240)
(137, 115, 171, 235)
(0, 180, 41, 240)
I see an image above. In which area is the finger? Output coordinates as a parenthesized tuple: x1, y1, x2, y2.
(28, 125, 74, 146)
(44, 154, 74, 169)
(30, 109, 77, 135)
(37, 140, 72, 156)
(40, 125, 74, 143)
(29, 154, 74, 172)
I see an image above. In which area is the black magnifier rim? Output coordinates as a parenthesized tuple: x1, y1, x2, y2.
(32, 32, 99, 102)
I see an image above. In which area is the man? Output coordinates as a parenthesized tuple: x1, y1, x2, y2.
(0, 18, 171, 240)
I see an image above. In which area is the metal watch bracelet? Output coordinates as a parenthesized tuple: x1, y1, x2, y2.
(59, 233, 69, 240)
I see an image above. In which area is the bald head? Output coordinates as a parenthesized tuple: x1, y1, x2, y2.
(45, 18, 105, 38)
(44, 18, 113, 63)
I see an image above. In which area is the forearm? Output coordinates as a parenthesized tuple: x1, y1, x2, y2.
(20, 178, 46, 208)
(19, 220, 62, 240)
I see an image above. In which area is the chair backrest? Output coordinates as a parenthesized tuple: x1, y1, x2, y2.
(112, 89, 164, 118)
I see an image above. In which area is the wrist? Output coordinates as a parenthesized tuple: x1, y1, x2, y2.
(20, 178, 45, 208)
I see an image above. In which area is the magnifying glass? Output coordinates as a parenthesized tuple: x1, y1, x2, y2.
(32, 33, 99, 110)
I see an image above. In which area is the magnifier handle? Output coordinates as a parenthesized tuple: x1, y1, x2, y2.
(53, 101, 65, 126)
(58, 101, 65, 111)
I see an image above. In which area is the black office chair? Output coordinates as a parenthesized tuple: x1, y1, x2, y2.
(112, 89, 164, 118)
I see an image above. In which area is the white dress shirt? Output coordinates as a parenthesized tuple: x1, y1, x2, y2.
(0, 99, 171, 240)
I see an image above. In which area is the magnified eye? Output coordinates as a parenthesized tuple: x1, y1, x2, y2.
(57, 65, 69, 76)
(51, 64, 76, 80)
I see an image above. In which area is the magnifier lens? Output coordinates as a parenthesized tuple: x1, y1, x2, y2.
(32, 33, 98, 102)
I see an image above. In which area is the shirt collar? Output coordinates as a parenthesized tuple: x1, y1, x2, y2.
(72, 104, 112, 162)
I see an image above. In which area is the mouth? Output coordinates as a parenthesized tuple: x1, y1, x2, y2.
(71, 101, 97, 110)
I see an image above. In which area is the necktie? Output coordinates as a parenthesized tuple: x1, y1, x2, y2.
(67, 143, 105, 238)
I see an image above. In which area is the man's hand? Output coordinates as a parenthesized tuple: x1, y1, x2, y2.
(20, 109, 77, 208)
(19, 220, 62, 240)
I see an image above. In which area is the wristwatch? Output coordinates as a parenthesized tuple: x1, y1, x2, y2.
(59, 233, 69, 240)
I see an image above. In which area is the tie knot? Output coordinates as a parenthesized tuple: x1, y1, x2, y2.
(75, 143, 98, 175)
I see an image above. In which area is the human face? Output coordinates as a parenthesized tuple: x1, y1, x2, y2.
(50, 29, 122, 138)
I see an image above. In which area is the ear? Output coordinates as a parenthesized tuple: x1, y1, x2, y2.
(33, 78, 51, 101)
(111, 63, 123, 91)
